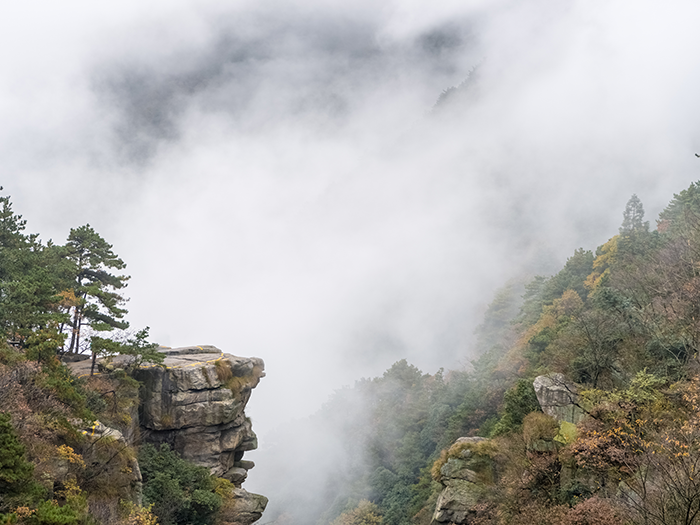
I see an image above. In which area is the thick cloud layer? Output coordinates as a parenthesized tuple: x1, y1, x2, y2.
(3, 0, 700, 506)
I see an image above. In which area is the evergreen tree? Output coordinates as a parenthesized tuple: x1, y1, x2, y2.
(64, 224, 129, 353)
(0, 191, 36, 343)
(619, 194, 649, 235)
(0, 190, 34, 257)
(0, 413, 40, 512)
(516, 275, 548, 326)
(139, 443, 222, 525)
(473, 282, 521, 356)
(0, 191, 69, 347)
(89, 326, 163, 376)
(657, 181, 700, 234)
(542, 248, 594, 304)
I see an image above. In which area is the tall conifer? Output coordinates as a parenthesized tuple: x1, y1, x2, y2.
(64, 224, 129, 353)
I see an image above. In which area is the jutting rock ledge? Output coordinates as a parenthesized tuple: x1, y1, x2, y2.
(134, 345, 268, 525)
(73, 345, 268, 525)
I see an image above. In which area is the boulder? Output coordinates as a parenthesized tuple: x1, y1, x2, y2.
(219, 489, 269, 525)
(226, 467, 248, 486)
(433, 482, 483, 523)
(81, 420, 126, 442)
(440, 458, 479, 484)
(533, 373, 586, 424)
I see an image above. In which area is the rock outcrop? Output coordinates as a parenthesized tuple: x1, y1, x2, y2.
(533, 373, 586, 424)
(76, 420, 145, 523)
(429, 375, 591, 525)
(134, 346, 268, 525)
(133, 346, 264, 486)
(220, 488, 269, 525)
(69, 345, 269, 525)
(431, 437, 496, 525)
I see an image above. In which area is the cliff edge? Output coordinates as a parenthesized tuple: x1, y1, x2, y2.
(70, 345, 268, 525)
(134, 345, 268, 525)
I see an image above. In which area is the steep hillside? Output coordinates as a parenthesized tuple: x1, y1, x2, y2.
(261, 183, 700, 525)
(0, 344, 267, 525)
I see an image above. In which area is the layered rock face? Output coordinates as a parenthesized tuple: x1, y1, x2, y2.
(431, 437, 496, 525)
(133, 345, 268, 524)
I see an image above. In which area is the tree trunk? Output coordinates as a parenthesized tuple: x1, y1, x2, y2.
(68, 306, 80, 353)
(75, 316, 82, 354)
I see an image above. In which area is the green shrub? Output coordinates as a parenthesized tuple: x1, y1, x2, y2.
(522, 412, 559, 448)
(29, 500, 82, 525)
(37, 363, 93, 421)
(0, 512, 17, 524)
(212, 477, 234, 500)
(0, 345, 25, 366)
(139, 444, 222, 525)
(490, 379, 541, 437)
(0, 413, 43, 512)
(431, 439, 497, 483)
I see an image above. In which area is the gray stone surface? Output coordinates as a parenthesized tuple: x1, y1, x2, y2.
(533, 373, 586, 424)
(440, 458, 479, 483)
(433, 482, 482, 523)
(220, 489, 269, 525)
(454, 436, 487, 447)
(226, 467, 248, 486)
(133, 347, 264, 481)
(68, 345, 267, 523)
(161, 345, 222, 356)
(431, 437, 495, 525)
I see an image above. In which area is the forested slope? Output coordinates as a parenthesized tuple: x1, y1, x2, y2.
(266, 183, 700, 525)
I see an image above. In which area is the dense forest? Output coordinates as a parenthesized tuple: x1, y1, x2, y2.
(3, 181, 700, 525)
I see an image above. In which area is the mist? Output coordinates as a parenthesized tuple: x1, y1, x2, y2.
(3, 0, 700, 519)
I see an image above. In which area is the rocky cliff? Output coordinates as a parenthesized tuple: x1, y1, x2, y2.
(71, 345, 268, 525)
(133, 345, 268, 524)
(532, 373, 586, 425)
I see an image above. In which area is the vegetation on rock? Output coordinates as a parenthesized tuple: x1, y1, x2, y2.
(0, 192, 213, 525)
(138, 444, 223, 525)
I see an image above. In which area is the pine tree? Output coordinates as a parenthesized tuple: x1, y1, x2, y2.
(64, 224, 129, 353)
(0, 191, 69, 347)
(0, 413, 38, 512)
(619, 194, 649, 235)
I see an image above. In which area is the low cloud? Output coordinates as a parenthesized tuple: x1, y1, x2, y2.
(3, 0, 700, 510)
